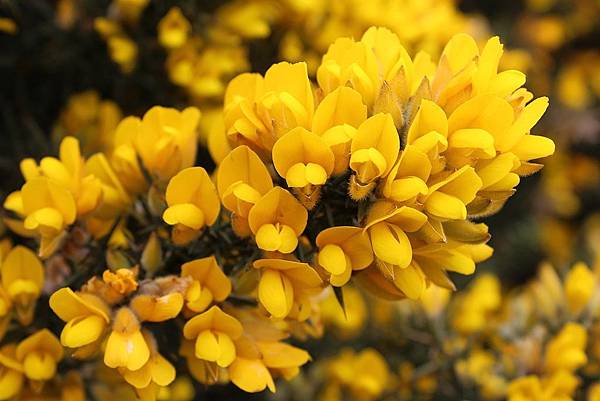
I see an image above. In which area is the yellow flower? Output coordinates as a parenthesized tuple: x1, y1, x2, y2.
(111, 116, 148, 195)
(16, 329, 63, 382)
(253, 259, 323, 320)
(0, 344, 24, 400)
(0, 246, 44, 325)
(229, 338, 310, 393)
(180, 256, 231, 313)
(163, 167, 220, 246)
(182, 306, 243, 368)
(327, 348, 390, 401)
(422, 166, 482, 221)
(363, 201, 427, 296)
(0, 18, 17, 34)
(224, 62, 313, 152)
(216, 145, 273, 236)
(134, 106, 201, 182)
(120, 331, 176, 394)
(130, 292, 184, 323)
(158, 7, 191, 50)
(315, 226, 373, 286)
(544, 322, 587, 374)
(247, 187, 307, 254)
(0, 286, 11, 341)
(49, 287, 110, 351)
(104, 307, 150, 371)
(312, 86, 367, 175)
(451, 274, 501, 335)
(564, 262, 596, 316)
(272, 127, 335, 207)
(349, 113, 400, 199)
(108, 35, 138, 74)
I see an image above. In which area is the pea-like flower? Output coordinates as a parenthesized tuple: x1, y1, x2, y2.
(163, 167, 221, 245)
(16, 329, 63, 384)
(182, 306, 243, 368)
(180, 256, 231, 313)
(104, 307, 150, 371)
(247, 187, 307, 254)
(0, 344, 23, 400)
(1, 246, 44, 326)
(253, 259, 323, 320)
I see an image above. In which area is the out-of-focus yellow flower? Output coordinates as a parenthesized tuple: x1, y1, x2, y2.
(116, 0, 149, 24)
(158, 7, 191, 50)
(0, 18, 17, 34)
(163, 167, 220, 246)
(564, 262, 596, 316)
(253, 259, 323, 320)
(327, 348, 390, 401)
(181, 257, 231, 313)
(107, 35, 138, 74)
(544, 322, 587, 374)
(182, 306, 243, 368)
(104, 307, 149, 371)
(49, 287, 110, 352)
(452, 274, 501, 335)
(0, 344, 24, 400)
(247, 187, 307, 254)
(320, 286, 367, 338)
(16, 329, 63, 383)
(1, 246, 44, 326)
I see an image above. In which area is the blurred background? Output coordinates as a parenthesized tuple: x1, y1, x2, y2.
(1, 1, 599, 400)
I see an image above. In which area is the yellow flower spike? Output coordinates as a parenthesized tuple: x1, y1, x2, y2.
(180, 256, 231, 313)
(317, 37, 379, 106)
(216, 145, 273, 236)
(16, 329, 63, 382)
(350, 113, 400, 197)
(383, 145, 431, 203)
(163, 167, 220, 246)
(253, 259, 323, 319)
(247, 187, 307, 254)
(564, 262, 596, 316)
(111, 116, 148, 195)
(120, 332, 176, 391)
(182, 306, 243, 368)
(49, 287, 110, 349)
(1, 245, 44, 326)
(130, 292, 184, 323)
(0, 344, 24, 400)
(158, 7, 191, 50)
(364, 201, 427, 272)
(272, 127, 335, 203)
(104, 307, 150, 371)
(315, 227, 373, 287)
(312, 86, 367, 136)
(135, 106, 200, 181)
(422, 166, 482, 221)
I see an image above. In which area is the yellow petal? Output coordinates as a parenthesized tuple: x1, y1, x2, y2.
(163, 204, 205, 229)
(151, 354, 176, 386)
(229, 358, 275, 393)
(23, 351, 56, 380)
(61, 315, 106, 348)
(509, 135, 555, 161)
(393, 264, 425, 300)
(369, 222, 412, 268)
(425, 191, 467, 220)
(258, 269, 294, 319)
(312, 86, 367, 135)
(258, 341, 310, 368)
(318, 244, 348, 275)
(104, 330, 149, 371)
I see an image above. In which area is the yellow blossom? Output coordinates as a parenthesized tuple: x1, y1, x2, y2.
(182, 306, 243, 368)
(253, 259, 323, 320)
(0, 246, 44, 325)
(163, 167, 220, 245)
(104, 307, 150, 371)
(158, 8, 191, 50)
(181, 256, 231, 313)
(315, 226, 373, 286)
(49, 287, 110, 351)
(16, 329, 63, 382)
(0, 344, 24, 400)
(564, 262, 596, 316)
(247, 187, 307, 254)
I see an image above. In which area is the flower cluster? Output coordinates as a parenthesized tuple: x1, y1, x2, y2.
(0, 25, 554, 401)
